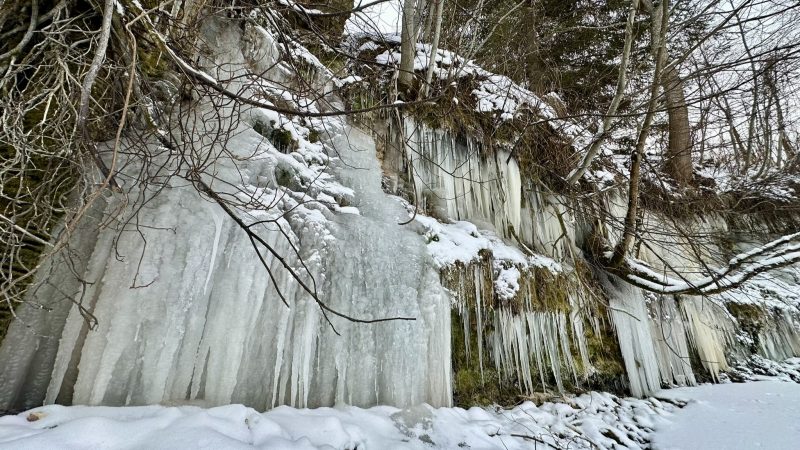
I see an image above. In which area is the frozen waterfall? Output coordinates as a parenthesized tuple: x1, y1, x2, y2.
(0, 122, 451, 411)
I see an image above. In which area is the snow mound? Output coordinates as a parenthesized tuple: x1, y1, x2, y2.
(373, 43, 558, 123)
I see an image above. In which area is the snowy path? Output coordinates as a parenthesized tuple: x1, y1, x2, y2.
(652, 380, 800, 450)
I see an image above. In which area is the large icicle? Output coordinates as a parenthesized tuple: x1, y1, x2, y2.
(681, 298, 734, 380)
(648, 295, 696, 387)
(603, 276, 662, 397)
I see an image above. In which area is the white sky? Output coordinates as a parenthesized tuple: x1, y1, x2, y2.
(345, 0, 403, 36)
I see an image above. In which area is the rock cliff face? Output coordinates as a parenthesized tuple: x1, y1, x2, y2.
(1, 16, 798, 412)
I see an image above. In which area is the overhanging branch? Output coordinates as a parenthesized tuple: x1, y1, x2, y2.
(600, 231, 800, 295)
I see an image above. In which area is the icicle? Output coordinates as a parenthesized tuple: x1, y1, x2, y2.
(487, 309, 582, 395)
(604, 276, 662, 397)
(475, 265, 485, 382)
(681, 298, 734, 381)
(403, 121, 523, 240)
(647, 295, 696, 387)
(570, 309, 592, 379)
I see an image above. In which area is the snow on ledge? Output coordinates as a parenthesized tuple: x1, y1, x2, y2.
(413, 214, 562, 275)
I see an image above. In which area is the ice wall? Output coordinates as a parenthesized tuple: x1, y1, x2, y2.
(0, 18, 451, 411)
(0, 124, 452, 411)
(2, 13, 800, 412)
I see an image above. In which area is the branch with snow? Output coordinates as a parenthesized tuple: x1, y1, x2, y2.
(606, 232, 800, 295)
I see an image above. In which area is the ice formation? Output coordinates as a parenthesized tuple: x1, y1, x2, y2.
(393, 114, 799, 398)
(680, 299, 734, 380)
(401, 122, 522, 238)
(647, 296, 697, 387)
(0, 18, 450, 411)
(603, 276, 663, 397)
(0, 122, 451, 410)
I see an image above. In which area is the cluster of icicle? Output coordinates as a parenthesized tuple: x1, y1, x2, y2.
(445, 258, 592, 395)
(398, 116, 800, 398)
(604, 276, 734, 396)
(758, 310, 800, 360)
(400, 121, 522, 237)
(397, 120, 577, 262)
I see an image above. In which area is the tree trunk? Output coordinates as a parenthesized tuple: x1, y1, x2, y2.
(662, 65, 693, 186)
(420, 0, 443, 98)
(610, 0, 668, 268)
(765, 62, 794, 169)
(398, 0, 418, 96)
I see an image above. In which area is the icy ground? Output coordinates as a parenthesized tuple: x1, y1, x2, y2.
(0, 372, 798, 450)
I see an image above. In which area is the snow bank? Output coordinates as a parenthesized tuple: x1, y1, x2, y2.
(372, 43, 565, 125)
(0, 391, 677, 450)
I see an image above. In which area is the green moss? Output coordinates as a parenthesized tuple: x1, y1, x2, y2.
(578, 301, 630, 394)
(451, 309, 523, 406)
(270, 129, 297, 153)
(585, 322, 624, 376)
(139, 48, 168, 78)
(726, 303, 766, 322)
(349, 90, 380, 112)
(252, 121, 299, 154)
(726, 303, 767, 352)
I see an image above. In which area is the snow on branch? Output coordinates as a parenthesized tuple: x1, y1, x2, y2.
(612, 232, 800, 295)
(278, 0, 395, 18)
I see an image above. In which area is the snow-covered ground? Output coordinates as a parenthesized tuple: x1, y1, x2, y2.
(2, 377, 799, 449)
(653, 380, 800, 450)
(0, 393, 673, 450)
